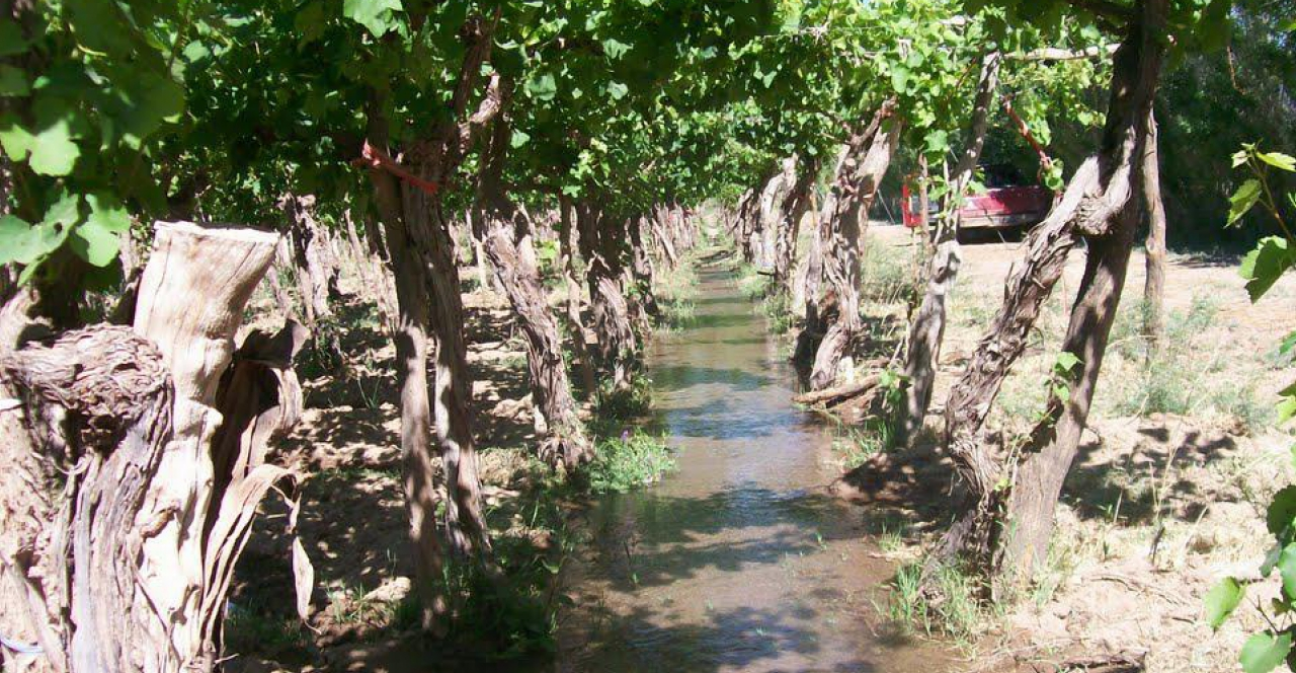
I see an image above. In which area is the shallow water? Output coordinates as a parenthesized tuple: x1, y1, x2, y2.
(549, 267, 949, 673)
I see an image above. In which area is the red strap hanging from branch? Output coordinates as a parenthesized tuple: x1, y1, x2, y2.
(1001, 95, 1056, 178)
(352, 140, 440, 196)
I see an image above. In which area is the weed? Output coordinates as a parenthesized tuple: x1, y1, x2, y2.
(224, 602, 310, 656)
(593, 376, 654, 420)
(882, 561, 995, 649)
(584, 430, 677, 493)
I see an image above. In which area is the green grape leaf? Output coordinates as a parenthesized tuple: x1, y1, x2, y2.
(1054, 351, 1081, 373)
(1239, 236, 1296, 302)
(1203, 577, 1245, 631)
(0, 111, 81, 176)
(1280, 545, 1296, 600)
(1241, 632, 1293, 673)
(86, 192, 131, 233)
(1257, 152, 1296, 172)
(891, 66, 910, 95)
(1268, 485, 1296, 536)
(65, 0, 139, 57)
(526, 74, 557, 102)
(0, 65, 29, 97)
(0, 215, 39, 265)
(69, 219, 120, 267)
(603, 38, 631, 60)
(0, 20, 27, 56)
(1277, 382, 1296, 424)
(608, 81, 629, 100)
(343, 0, 403, 38)
(1227, 179, 1262, 227)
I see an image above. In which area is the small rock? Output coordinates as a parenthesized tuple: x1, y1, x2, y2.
(362, 577, 411, 604)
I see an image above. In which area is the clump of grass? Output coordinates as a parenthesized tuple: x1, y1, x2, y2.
(224, 602, 311, 657)
(657, 298, 698, 331)
(593, 376, 654, 420)
(832, 425, 890, 469)
(440, 496, 580, 658)
(761, 290, 795, 334)
(735, 263, 773, 300)
(882, 562, 996, 649)
(860, 239, 922, 307)
(584, 430, 677, 493)
(1106, 295, 1271, 432)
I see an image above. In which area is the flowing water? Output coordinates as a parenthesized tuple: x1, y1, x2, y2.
(550, 267, 949, 672)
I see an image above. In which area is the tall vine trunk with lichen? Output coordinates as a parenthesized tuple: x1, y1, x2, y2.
(934, 0, 1167, 595)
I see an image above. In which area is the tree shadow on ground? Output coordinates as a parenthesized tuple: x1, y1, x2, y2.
(1062, 421, 1241, 525)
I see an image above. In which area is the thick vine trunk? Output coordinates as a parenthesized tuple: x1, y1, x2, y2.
(755, 158, 797, 272)
(774, 156, 818, 297)
(576, 202, 638, 392)
(281, 193, 339, 328)
(474, 111, 591, 470)
(935, 0, 1167, 593)
(1141, 114, 1166, 354)
(360, 23, 499, 631)
(0, 222, 307, 673)
(806, 101, 901, 390)
(651, 205, 680, 269)
(628, 215, 659, 324)
(558, 198, 598, 397)
(899, 52, 1002, 444)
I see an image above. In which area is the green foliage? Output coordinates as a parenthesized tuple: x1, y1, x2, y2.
(593, 376, 654, 421)
(584, 430, 677, 494)
(883, 562, 994, 648)
(1206, 141, 1296, 672)
(0, 0, 188, 288)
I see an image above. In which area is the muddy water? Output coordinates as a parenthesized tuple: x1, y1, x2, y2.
(551, 267, 948, 673)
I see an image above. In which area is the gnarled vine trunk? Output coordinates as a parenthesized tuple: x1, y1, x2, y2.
(774, 156, 819, 298)
(899, 51, 1002, 444)
(576, 202, 638, 392)
(474, 109, 591, 470)
(804, 101, 901, 390)
(0, 222, 307, 673)
(280, 193, 339, 329)
(557, 198, 598, 397)
(934, 0, 1167, 594)
(360, 18, 499, 633)
(1142, 114, 1167, 355)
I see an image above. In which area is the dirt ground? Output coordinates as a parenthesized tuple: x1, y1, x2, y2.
(849, 225, 1296, 673)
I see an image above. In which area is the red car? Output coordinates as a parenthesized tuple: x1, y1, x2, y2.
(902, 164, 1053, 231)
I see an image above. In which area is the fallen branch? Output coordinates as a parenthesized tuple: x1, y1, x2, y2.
(794, 374, 882, 407)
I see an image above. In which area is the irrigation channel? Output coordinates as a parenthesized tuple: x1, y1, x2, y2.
(548, 266, 951, 672)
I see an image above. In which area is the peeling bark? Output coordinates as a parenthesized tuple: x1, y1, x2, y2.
(806, 101, 902, 390)
(935, 0, 1167, 592)
(899, 52, 1001, 444)
(576, 202, 638, 391)
(474, 109, 591, 470)
(558, 198, 598, 397)
(0, 222, 307, 673)
(360, 16, 500, 632)
(280, 193, 339, 329)
(1142, 114, 1166, 355)
(774, 156, 819, 298)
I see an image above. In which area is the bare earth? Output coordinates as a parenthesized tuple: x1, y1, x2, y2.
(863, 225, 1296, 673)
